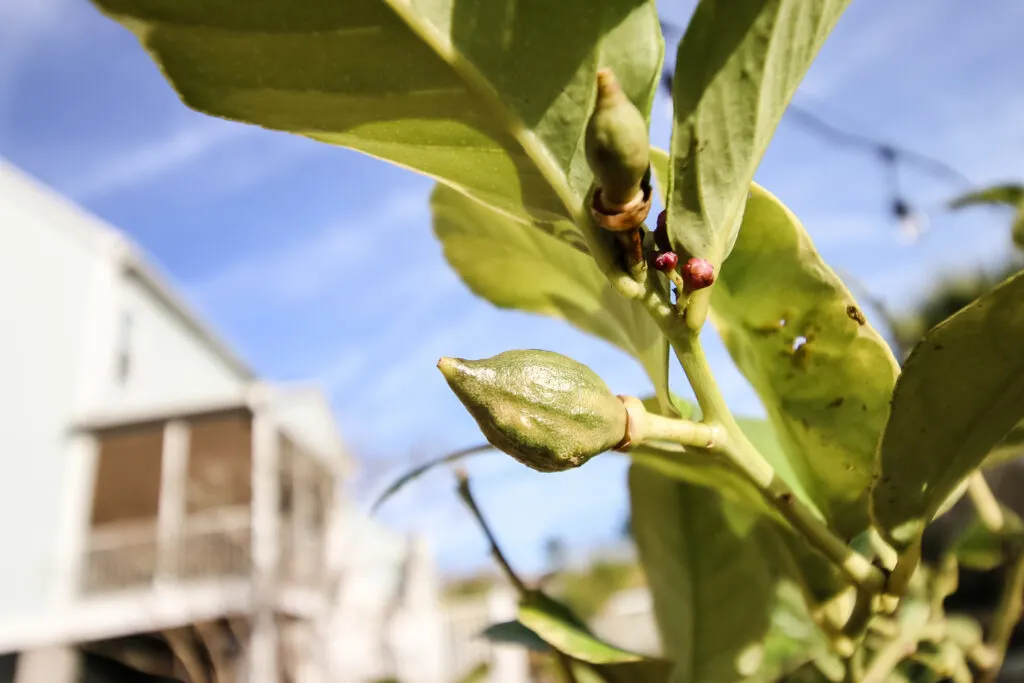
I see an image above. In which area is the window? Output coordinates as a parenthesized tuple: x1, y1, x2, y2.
(115, 310, 133, 385)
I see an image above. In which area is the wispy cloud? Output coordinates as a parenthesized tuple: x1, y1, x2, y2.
(190, 187, 431, 307)
(66, 119, 254, 199)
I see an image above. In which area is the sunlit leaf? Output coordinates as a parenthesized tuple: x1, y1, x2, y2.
(711, 184, 899, 538)
(432, 184, 669, 403)
(949, 184, 1024, 250)
(873, 271, 1024, 549)
(629, 468, 777, 683)
(518, 591, 646, 665)
(92, 0, 663, 245)
(666, 0, 850, 305)
(480, 621, 551, 653)
(948, 184, 1024, 210)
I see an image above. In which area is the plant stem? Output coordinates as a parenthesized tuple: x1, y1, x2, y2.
(862, 632, 918, 683)
(968, 472, 1005, 532)
(868, 528, 899, 572)
(455, 470, 529, 596)
(670, 334, 885, 593)
(886, 536, 922, 604)
(980, 549, 1024, 683)
(841, 586, 875, 641)
(630, 410, 720, 450)
(554, 652, 579, 683)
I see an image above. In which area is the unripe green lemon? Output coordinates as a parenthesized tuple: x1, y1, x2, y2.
(437, 350, 627, 472)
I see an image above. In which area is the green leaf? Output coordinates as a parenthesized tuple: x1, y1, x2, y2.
(92, 0, 663, 241)
(873, 271, 1024, 549)
(710, 183, 899, 538)
(948, 184, 1024, 209)
(454, 661, 491, 683)
(743, 582, 837, 683)
(483, 618, 673, 682)
(480, 621, 552, 653)
(432, 183, 669, 402)
(371, 443, 493, 513)
(949, 184, 1024, 250)
(629, 397, 843, 609)
(518, 591, 646, 665)
(985, 419, 1024, 467)
(950, 507, 1024, 571)
(627, 396, 780, 518)
(576, 660, 675, 683)
(629, 467, 777, 683)
(666, 0, 849, 276)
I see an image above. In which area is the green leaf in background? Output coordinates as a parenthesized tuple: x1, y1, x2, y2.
(92, 0, 662, 244)
(432, 184, 670, 403)
(949, 184, 1024, 209)
(574, 659, 676, 683)
(480, 621, 552, 653)
(985, 420, 1024, 468)
(711, 184, 899, 539)
(482, 620, 673, 683)
(948, 183, 1024, 249)
(518, 591, 647, 665)
(666, 0, 849, 281)
(949, 507, 1024, 571)
(743, 582, 839, 683)
(454, 661, 491, 683)
(873, 271, 1024, 549)
(629, 467, 778, 683)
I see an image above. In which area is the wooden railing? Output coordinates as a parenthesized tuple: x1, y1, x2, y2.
(81, 508, 326, 595)
(82, 508, 252, 594)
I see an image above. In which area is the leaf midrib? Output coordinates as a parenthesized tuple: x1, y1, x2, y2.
(381, 0, 584, 222)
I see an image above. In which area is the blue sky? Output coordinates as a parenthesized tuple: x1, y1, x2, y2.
(2, 0, 1023, 577)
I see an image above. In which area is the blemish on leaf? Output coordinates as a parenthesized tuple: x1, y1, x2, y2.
(827, 397, 844, 409)
(846, 305, 866, 325)
(792, 336, 808, 351)
(779, 492, 793, 504)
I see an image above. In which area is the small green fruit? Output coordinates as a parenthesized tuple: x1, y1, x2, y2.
(437, 350, 627, 473)
(585, 68, 650, 208)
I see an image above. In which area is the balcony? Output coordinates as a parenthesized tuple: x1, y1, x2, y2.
(72, 393, 335, 600)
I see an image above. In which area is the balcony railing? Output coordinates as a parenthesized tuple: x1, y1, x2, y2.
(82, 508, 252, 594)
(81, 508, 325, 595)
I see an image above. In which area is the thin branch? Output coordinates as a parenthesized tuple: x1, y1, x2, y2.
(968, 472, 1006, 533)
(980, 550, 1024, 683)
(370, 443, 494, 513)
(455, 469, 529, 596)
(554, 652, 580, 683)
(861, 632, 918, 683)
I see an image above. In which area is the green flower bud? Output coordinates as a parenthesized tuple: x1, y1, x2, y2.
(585, 68, 650, 208)
(437, 350, 627, 473)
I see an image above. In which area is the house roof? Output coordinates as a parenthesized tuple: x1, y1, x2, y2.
(1, 159, 351, 471)
(0, 158, 253, 381)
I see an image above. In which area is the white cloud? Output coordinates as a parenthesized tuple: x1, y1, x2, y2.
(66, 119, 254, 199)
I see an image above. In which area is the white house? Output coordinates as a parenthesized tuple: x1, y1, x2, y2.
(0, 160, 449, 683)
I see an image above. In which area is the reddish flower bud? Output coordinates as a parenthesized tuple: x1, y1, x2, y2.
(683, 258, 715, 290)
(653, 251, 678, 272)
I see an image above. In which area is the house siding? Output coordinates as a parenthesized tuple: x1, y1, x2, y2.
(89, 270, 246, 414)
(0, 181, 101, 616)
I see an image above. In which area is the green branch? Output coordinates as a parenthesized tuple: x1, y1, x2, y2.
(980, 550, 1024, 683)
(968, 472, 1005, 532)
